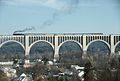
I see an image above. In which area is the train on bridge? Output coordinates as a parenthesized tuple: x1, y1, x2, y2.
(0, 33, 120, 62)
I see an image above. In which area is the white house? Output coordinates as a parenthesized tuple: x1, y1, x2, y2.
(17, 73, 33, 81)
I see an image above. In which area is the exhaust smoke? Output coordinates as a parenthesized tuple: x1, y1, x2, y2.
(13, 26, 35, 34)
(40, 0, 79, 28)
(1, 0, 80, 31)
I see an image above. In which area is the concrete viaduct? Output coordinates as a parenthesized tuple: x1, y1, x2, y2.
(0, 33, 120, 61)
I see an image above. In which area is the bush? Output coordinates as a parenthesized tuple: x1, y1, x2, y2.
(0, 70, 9, 81)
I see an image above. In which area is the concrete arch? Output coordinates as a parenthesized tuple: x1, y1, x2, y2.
(58, 40, 83, 54)
(0, 40, 25, 50)
(114, 41, 120, 53)
(85, 39, 110, 51)
(58, 40, 83, 63)
(28, 40, 54, 54)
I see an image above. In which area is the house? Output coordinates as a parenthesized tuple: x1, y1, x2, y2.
(71, 65, 84, 71)
(16, 73, 34, 81)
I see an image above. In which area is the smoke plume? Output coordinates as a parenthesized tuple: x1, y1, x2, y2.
(13, 26, 35, 34)
(40, 0, 79, 28)
(1, 0, 80, 30)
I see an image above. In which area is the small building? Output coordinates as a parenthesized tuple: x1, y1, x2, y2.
(71, 65, 84, 71)
(16, 73, 34, 81)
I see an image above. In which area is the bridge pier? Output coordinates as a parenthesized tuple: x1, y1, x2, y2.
(110, 35, 115, 54)
(25, 35, 30, 64)
(54, 35, 59, 61)
(82, 50, 87, 60)
(82, 35, 87, 59)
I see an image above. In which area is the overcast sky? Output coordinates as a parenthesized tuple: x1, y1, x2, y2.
(0, 0, 120, 35)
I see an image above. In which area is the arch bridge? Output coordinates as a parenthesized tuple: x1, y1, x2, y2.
(0, 33, 120, 61)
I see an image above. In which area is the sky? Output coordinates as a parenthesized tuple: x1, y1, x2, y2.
(0, 0, 120, 35)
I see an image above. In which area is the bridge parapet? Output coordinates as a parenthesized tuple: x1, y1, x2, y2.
(85, 35, 110, 45)
(0, 35, 25, 47)
(28, 35, 55, 46)
(57, 35, 83, 46)
(113, 35, 120, 45)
